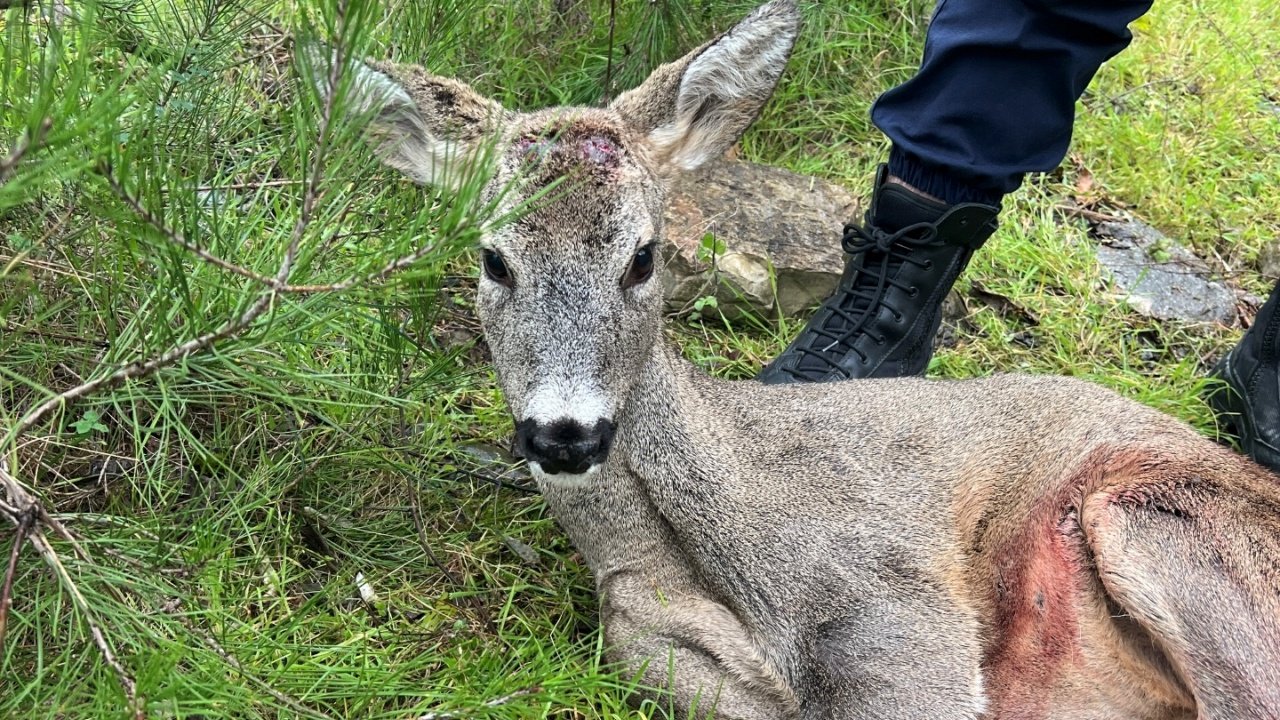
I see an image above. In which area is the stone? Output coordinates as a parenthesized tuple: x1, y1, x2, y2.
(1093, 220, 1237, 325)
(1257, 238, 1280, 281)
(454, 441, 531, 484)
(662, 160, 856, 319)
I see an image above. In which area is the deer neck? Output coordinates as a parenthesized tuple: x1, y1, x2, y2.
(616, 340, 706, 460)
(616, 341, 737, 524)
(607, 341, 769, 602)
(534, 340, 718, 585)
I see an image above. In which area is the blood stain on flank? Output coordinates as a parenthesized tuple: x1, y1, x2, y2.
(983, 484, 1088, 718)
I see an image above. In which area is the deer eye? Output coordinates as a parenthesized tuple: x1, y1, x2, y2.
(622, 244, 655, 289)
(482, 249, 513, 287)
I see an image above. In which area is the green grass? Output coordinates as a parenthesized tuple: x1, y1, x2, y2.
(1, 0, 1278, 718)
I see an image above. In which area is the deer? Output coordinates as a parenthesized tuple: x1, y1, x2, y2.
(313, 1, 1280, 717)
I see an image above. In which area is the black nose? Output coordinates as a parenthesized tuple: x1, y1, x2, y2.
(514, 418, 616, 475)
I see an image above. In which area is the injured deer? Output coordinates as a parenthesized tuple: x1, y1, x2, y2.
(313, 1, 1280, 717)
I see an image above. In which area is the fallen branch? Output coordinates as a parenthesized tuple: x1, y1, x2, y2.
(0, 508, 33, 647)
(27, 526, 144, 718)
(1054, 202, 1126, 224)
(0, 461, 143, 718)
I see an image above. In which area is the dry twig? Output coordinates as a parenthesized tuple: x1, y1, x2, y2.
(0, 461, 144, 719)
(164, 604, 337, 720)
(408, 480, 463, 587)
(1054, 203, 1126, 225)
(193, 178, 303, 192)
(602, 0, 618, 100)
(0, 508, 33, 646)
(0, 319, 110, 348)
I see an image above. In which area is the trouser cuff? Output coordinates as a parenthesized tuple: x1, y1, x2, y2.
(888, 147, 1006, 207)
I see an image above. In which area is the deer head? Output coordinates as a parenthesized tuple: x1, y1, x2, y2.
(327, 0, 799, 482)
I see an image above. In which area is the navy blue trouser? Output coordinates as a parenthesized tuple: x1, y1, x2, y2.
(871, 0, 1155, 206)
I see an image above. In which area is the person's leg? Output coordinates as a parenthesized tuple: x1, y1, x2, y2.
(759, 0, 1154, 384)
(1211, 281, 1280, 473)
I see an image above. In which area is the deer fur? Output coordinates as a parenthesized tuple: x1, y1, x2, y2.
(316, 2, 1280, 717)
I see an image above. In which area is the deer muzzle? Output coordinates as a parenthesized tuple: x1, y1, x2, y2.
(515, 417, 617, 475)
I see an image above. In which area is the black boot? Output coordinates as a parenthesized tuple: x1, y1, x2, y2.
(758, 165, 999, 384)
(1209, 282, 1280, 472)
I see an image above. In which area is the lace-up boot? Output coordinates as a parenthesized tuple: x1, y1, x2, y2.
(759, 165, 999, 383)
(1208, 282, 1280, 472)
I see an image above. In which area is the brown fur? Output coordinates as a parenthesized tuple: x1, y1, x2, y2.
(316, 1, 1280, 717)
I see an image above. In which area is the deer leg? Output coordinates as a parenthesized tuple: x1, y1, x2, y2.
(1080, 457, 1280, 720)
(601, 583, 800, 720)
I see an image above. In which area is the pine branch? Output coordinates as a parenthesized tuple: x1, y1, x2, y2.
(104, 171, 284, 287)
(104, 169, 453, 297)
(7, 0, 356, 445)
(0, 4, 359, 715)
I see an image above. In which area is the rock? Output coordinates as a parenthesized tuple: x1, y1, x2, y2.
(502, 535, 542, 567)
(662, 160, 856, 319)
(454, 441, 531, 485)
(1258, 239, 1280, 280)
(934, 289, 969, 348)
(940, 288, 969, 326)
(1093, 220, 1237, 325)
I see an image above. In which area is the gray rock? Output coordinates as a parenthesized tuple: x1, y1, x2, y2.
(662, 161, 856, 319)
(454, 441, 531, 484)
(1093, 220, 1237, 325)
(1257, 239, 1280, 280)
(502, 535, 542, 566)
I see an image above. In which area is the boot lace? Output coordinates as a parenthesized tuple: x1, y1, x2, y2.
(787, 221, 941, 380)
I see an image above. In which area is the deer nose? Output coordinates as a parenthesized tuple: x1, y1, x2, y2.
(515, 418, 616, 475)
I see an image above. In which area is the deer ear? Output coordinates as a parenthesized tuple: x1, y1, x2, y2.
(609, 0, 799, 175)
(307, 48, 510, 188)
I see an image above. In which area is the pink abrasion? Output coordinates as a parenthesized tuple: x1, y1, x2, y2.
(515, 133, 620, 169)
(579, 135, 619, 166)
